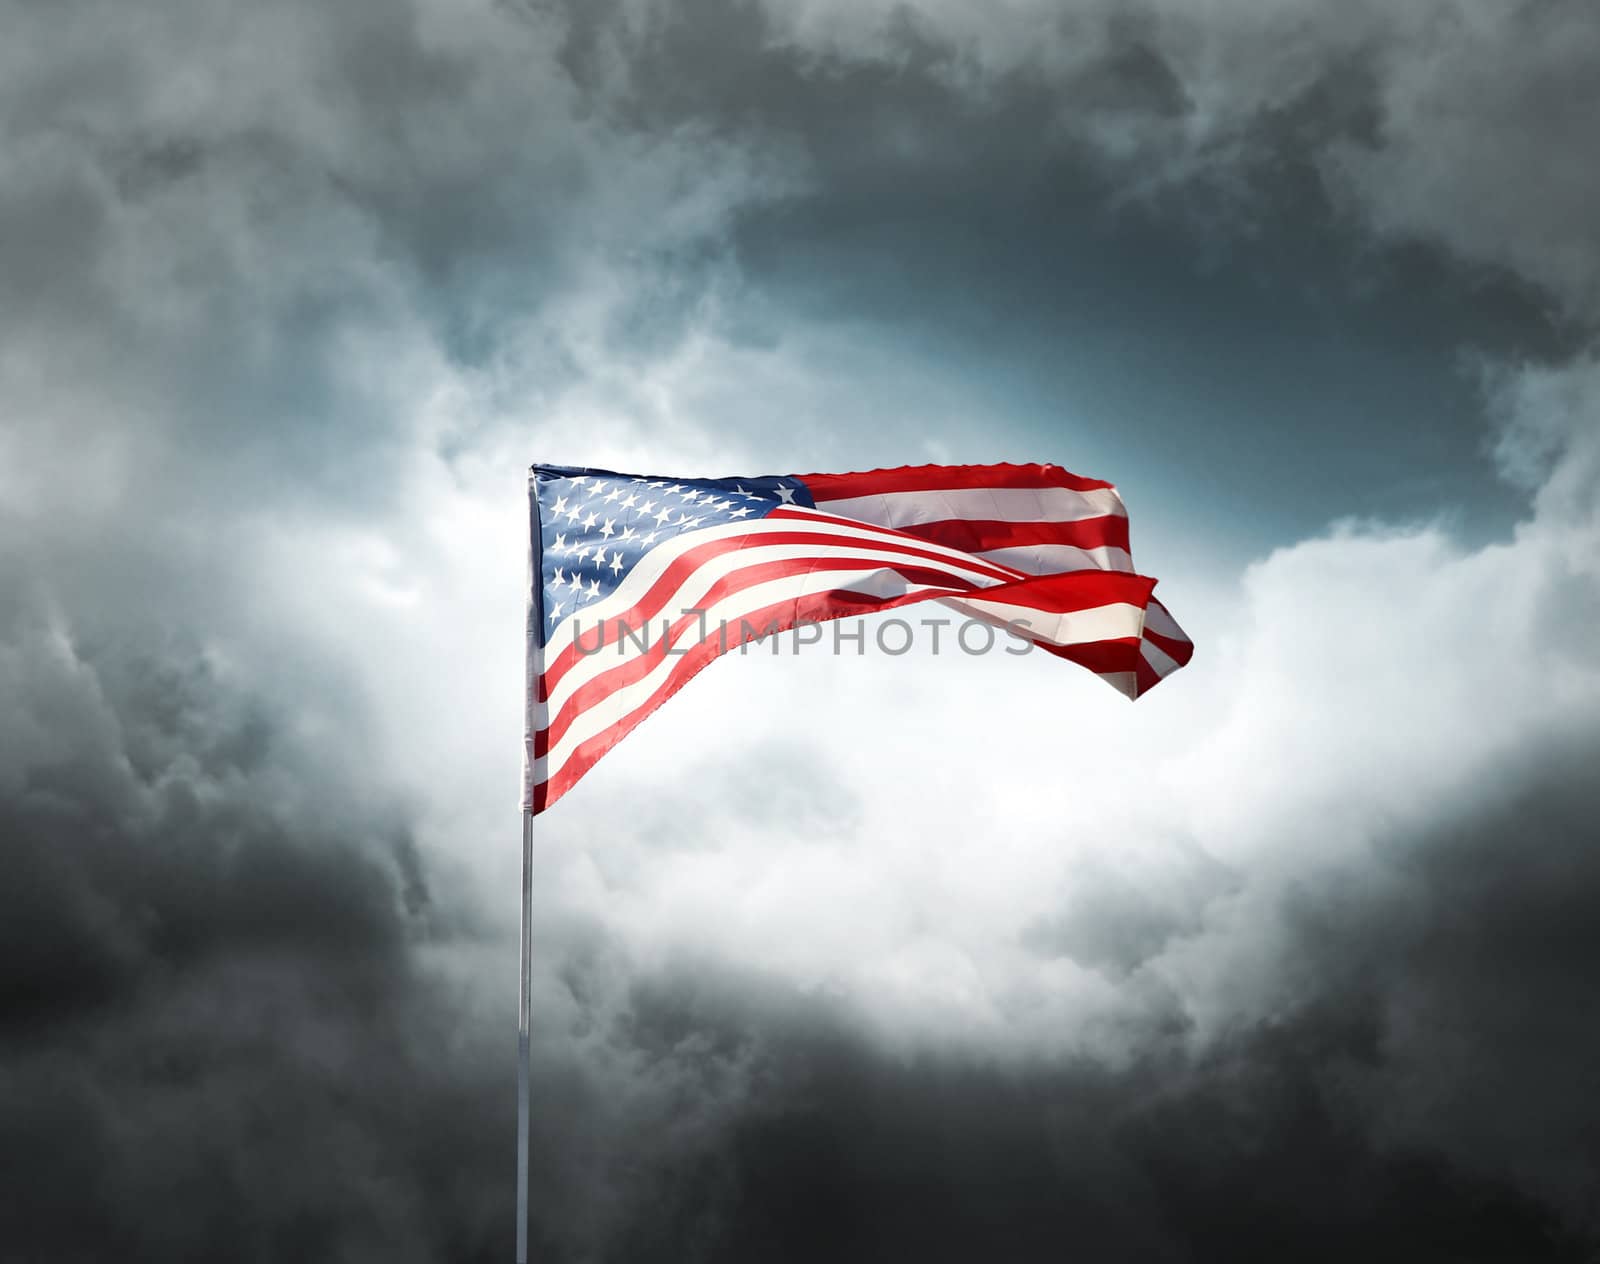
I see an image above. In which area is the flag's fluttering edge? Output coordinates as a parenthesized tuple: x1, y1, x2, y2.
(523, 463, 1193, 812)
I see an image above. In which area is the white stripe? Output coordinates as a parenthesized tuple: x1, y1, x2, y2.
(534, 564, 986, 784)
(975, 544, 1134, 575)
(1142, 597, 1189, 643)
(817, 485, 1126, 528)
(937, 595, 1148, 649)
(1140, 636, 1181, 679)
(1097, 671, 1139, 700)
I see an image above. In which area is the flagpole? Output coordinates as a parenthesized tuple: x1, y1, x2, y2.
(517, 468, 539, 1263)
(515, 807, 533, 1264)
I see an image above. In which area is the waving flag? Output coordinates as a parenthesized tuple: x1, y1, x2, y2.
(523, 463, 1193, 813)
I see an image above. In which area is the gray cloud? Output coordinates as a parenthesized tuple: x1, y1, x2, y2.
(4, 0, 1600, 1258)
(0, 611, 497, 1260)
(537, 0, 1587, 554)
(1021, 838, 1239, 981)
(527, 733, 1600, 1261)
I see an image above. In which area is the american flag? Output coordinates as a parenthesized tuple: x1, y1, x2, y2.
(523, 463, 1193, 813)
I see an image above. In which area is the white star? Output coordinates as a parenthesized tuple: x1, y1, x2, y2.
(619, 525, 637, 543)
(548, 600, 564, 622)
(641, 530, 659, 545)
(551, 495, 569, 516)
(569, 572, 585, 592)
(568, 476, 589, 487)
(730, 506, 752, 518)
(621, 492, 639, 510)
(680, 489, 699, 502)
(732, 485, 749, 496)
(600, 518, 615, 538)
(604, 487, 622, 503)
(582, 511, 598, 529)
(653, 505, 675, 525)
(637, 499, 656, 517)
(609, 551, 624, 575)
(563, 502, 581, 523)
(710, 499, 732, 511)
(662, 484, 683, 495)
(775, 486, 796, 503)
(591, 551, 606, 571)
(681, 515, 703, 529)
(587, 578, 600, 598)
(552, 566, 565, 586)
(574, 545, 591, 564)
(551, 532, 567, 554)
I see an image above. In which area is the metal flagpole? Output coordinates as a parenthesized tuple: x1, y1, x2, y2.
(517, 467, 540, 1263)
(515, 807, 533, 1264)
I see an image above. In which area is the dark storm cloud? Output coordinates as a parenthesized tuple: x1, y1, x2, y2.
(0, 612, 733, 1263)
(578, 740, 1600, 1261)
(0, 3, 748, 1255)
(4, 0, 1600, 1260)
(0, 0, 770, 529)
(0, 610, 502, 1259)
(547, 0, 1590, 550)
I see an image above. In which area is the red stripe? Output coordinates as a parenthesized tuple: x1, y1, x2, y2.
(801, 463, 1115, 502)
(892, 515, 1131, 558)
(947, 570, 1156, 618)
(1143, 627, 1195, 667)
(1037, 636, 1147, 679)
(542, 526, 1023, 693)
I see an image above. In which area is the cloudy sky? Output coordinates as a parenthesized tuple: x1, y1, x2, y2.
(4, 0, 1599, 1259)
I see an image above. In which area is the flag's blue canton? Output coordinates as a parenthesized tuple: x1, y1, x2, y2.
(530, 465, 815, 645)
